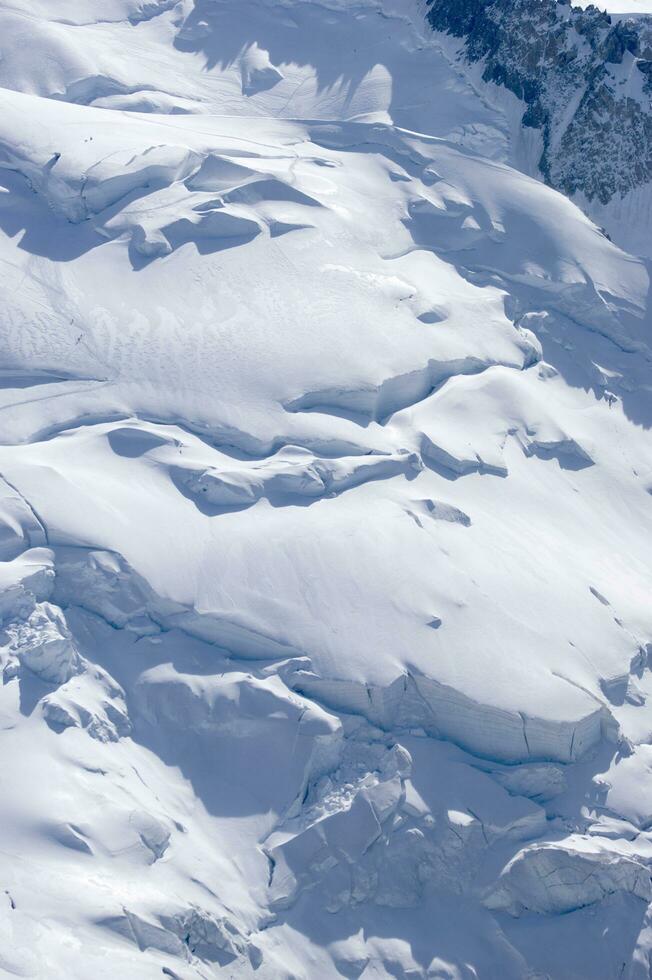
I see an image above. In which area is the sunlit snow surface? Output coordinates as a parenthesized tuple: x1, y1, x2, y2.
(0, 0, 651, 977)
(573, 0, 652, 13)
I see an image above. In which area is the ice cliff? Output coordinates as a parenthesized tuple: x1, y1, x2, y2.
(0, 0, 651, 977)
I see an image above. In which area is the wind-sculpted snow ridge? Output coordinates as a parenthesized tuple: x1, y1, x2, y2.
(0, 0, 652, 977)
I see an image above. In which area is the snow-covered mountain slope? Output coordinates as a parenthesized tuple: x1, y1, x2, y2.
(426, 0, 652, 256)
(0, 1, 651, 978)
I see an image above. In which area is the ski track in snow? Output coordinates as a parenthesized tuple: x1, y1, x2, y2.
(0, 0, 651, 977)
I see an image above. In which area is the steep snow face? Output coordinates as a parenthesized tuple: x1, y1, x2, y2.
(0, 1, 652, 978)
(427, 0, 652, 255)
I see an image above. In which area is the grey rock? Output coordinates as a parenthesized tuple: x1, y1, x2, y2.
(427, 0, 652, 206)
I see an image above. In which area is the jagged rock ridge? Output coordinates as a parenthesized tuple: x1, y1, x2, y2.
(426, 0, 652, 205)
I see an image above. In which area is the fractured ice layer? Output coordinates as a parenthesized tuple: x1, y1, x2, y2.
(0, 0, 650, 976)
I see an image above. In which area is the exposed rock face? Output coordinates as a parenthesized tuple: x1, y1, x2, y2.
(426, 0, 652, 206)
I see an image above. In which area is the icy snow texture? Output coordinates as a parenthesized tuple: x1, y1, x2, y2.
(0, 0, 651, 978)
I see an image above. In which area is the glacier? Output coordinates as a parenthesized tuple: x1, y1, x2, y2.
(0, 0, 651, 977)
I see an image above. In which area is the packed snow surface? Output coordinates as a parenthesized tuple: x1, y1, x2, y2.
(0, 0, 651, 977)
(574, 0, 652, 12)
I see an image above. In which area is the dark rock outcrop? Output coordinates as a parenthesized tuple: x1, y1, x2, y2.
(427, 0, 652, 205)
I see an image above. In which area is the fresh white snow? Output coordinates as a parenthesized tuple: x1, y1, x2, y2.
(0, 0, 651, 977)
(573, 0, 652, 14)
